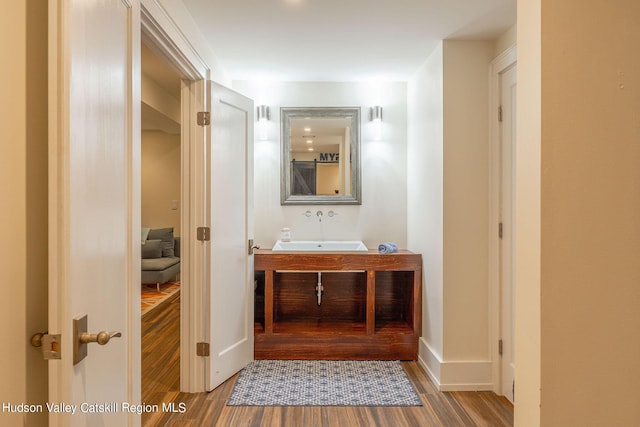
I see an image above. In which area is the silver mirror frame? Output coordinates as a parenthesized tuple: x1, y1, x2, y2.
(281, 107, 362, 205)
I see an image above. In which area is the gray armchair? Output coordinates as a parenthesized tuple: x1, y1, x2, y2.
(141, 227, 180, 291)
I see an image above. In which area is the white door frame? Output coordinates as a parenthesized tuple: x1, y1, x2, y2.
(140, 1, 209, 392)
(489, 44, 517, 397)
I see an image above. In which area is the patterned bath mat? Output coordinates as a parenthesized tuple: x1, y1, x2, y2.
(227, 360, 422, 406)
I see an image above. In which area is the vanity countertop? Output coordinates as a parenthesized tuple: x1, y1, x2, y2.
(254, 249, 421, 271)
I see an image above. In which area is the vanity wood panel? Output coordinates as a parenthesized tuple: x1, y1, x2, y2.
(254, 250, 422, 360)
(273, 272, 366, 322)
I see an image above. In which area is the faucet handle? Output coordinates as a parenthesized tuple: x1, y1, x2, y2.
(327, 210, 337, 218)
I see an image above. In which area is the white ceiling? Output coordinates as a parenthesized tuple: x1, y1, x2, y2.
(182, 0, 516, 82)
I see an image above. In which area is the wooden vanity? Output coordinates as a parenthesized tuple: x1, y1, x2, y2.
(254, 250, 422, 360)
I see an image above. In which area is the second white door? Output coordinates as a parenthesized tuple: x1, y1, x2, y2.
(205, 82, 255, 390)
(500, 64, 517, 404)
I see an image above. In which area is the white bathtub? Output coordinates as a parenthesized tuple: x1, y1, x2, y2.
(271, 240, 368, 252)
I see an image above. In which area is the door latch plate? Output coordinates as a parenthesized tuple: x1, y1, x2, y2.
(41, 334, 62, 360)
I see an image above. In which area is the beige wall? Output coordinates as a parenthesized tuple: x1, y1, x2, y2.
(141, 131, 181, 235)
(0, 2, 49, 426)
(141, 73, 181, 124)
(517, 1, 640, 425)
(538, 0, 640, 425)
(316, 164, 340, 195)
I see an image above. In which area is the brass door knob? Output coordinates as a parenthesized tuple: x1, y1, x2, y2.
(30, 332, 46, 347)
(73, 314, 122, 365)
(79, 331, 122, 345)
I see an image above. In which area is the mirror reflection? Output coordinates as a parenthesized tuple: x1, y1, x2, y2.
(281, 107, 361, 205)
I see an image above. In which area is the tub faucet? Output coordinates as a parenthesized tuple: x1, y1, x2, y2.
(316, 210, 323, 222)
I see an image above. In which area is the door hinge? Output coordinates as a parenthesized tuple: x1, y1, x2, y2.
(197, 111, 211, 126)
(499, 222, 503, 239)
(498, 339, 503, 356)
(196, 342, 210, 357)
(197, 226, 210, 242)
(498, 105, 503, 122)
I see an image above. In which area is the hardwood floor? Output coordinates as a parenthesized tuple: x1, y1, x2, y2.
(142, 291, 181, 411)
(141, 294, 513, 426)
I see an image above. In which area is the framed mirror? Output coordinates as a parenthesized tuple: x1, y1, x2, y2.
(281, 107, 361, 205)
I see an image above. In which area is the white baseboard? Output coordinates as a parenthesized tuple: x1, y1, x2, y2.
(418, 338, 493, 391)
(418, 338, 442, 388)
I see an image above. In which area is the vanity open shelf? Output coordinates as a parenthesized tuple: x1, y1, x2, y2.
(254, 250, 422, 360)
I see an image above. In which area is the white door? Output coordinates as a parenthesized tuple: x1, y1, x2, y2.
(500, 64, 517, 404)
(205, 82, 254, 390)
(48, 1, 139, 425)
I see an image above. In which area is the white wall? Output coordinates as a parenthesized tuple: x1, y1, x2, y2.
(494, 24, 516, 58)
(407, 42, 445, 371)
(141, 131, 182, 234)
(152, 0, 231, 85)
(408, 40, 495, 390)
(442, 40, 493, 361)
(233, 81, 408, 250)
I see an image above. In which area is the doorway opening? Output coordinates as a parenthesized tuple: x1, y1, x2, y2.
(140, 41, 183, 412)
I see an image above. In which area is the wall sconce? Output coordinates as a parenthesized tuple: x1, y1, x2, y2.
(256, 105, 270, 140)
(256, 105, 270, 122)
(369, 105, 383, 122)
(370, 105, 383, 140)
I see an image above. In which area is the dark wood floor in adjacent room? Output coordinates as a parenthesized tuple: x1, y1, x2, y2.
(141, 294, 513, 426)
(142, 291, 181, 415)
